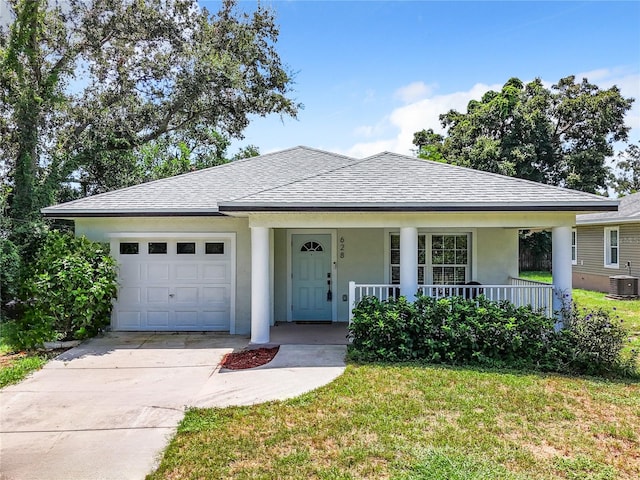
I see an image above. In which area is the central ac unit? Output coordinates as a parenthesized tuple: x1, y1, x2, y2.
(608, 275, 639, 298)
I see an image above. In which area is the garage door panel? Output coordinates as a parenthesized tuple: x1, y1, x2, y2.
(120, 263, 142, 282)
(175, 287, 198, 303)
(147, 287, 170, 303)
(118, 311, 141, 328)
(146, 263, 170, 281)
(175, 264, 199, 280)
(147, 311, 169, 327)
(203, 263, 229, 282)
(174, 311, 198, 327)
(119, 287, 141, 304)
(202, 311, 229, 329)
(202, 286, 227, 303)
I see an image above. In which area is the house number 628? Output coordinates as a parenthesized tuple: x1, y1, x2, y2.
(339, 236, 345, 258)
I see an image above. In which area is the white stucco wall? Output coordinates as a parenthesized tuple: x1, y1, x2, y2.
(335, 228, 385, 320)
(273, 228, 288, 322)
(475, 228, 519, 284)
(71, 215, 549, 332)
(75, 216, 252, 335)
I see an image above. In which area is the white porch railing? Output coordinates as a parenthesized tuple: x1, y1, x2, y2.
(348, 277, 554, 322)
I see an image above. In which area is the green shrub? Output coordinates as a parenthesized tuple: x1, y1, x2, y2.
(557, 305, 638, 376)
(349, 294, 556, 367)
(348, 295, 638, 377)
(0, 237, 21, 320)
(5, 231, 118, 349)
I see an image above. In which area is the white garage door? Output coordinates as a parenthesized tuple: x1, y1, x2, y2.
(112, 236, 235, 331)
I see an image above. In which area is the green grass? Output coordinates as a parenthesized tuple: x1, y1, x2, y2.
(148, 275, 640, 479)
(519, 271, 640, 352)
(148, 364, 639, 480)
(0, 354, 48, 388)
(0, 328, 50, 388)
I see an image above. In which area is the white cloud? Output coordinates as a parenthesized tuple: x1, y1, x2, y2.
(346, 67, 640, 158)
(345, 139, 398, 158)
(352, 117, 391, 139)
(393, 81, 436, 104)
(347, 82, 501, 157)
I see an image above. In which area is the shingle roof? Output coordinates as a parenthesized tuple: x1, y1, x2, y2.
(219, 152, 617, 212)
(576, 192, 640, 225)
(42, 147, 618, 217)
(42, 146, 359, 216)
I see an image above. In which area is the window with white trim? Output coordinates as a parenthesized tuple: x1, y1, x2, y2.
(604, 227, 619, 268)
(390, 234, 426, 284)
(571, 229, 577, 265)
(431, 234, 469, 284)
(390, 233, 469, 285)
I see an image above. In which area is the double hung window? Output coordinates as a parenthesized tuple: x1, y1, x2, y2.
(604, 227, 619, 268)
(390, 233, 470, 285)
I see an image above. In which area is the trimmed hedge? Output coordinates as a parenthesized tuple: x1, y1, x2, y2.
(348, 295, 638, 377)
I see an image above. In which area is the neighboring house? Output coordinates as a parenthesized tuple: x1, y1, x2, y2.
(573, 192, 640, 293)
(42, 146, 617, 344)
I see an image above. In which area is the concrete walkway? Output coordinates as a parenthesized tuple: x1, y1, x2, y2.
(0, 331, 347, 480)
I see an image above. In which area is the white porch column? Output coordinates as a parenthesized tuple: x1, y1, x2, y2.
(552, 225, 573, 324)
(251, 226, 271, 344)
(400, 226, 418, 301)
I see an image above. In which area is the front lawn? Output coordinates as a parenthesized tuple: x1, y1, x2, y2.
(149, 363, 639, 479)
(149, 277, 640, 479)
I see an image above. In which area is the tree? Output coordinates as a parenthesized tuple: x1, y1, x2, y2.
(415, 76, 634, 194)
(413, 128, 445, 162)
(610, 141, 640, 196)
(0, 0, 298, 222)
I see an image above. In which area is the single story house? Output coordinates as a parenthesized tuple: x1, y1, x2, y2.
(573, 192, 640, 293)
(42, 146, 618, 343)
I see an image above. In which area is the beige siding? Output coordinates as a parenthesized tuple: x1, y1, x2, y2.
(621, 224, 640, 277)
(572, 223, 640, 291)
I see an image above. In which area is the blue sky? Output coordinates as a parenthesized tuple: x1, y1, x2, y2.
(198, 0, 640, 158)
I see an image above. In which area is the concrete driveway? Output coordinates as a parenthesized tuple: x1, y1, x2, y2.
(0, 332, 346, 480)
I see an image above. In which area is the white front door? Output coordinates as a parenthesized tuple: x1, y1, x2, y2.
(291, 234, 333, 321)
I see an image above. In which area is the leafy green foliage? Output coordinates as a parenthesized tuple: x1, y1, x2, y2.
(0, 237, 20, 320)
(413, 128, 446, 162)
(610, 141, 640, 196)
(557, 305, 638, 376)
(4, 231, 117, 349)
(413, 76, 634, 194)
(1, 0, 297, 219)
(349, 295, 637, 377)
(349, 295, 557, 368)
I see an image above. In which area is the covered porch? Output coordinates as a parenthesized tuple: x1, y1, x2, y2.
(242, 213, 574, 345)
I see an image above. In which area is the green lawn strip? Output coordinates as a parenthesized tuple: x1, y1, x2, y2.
(0, 354, 48, 388)
(0, 331, 60, 388)
(148, 364, 640, 480)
